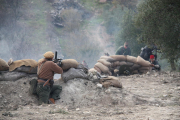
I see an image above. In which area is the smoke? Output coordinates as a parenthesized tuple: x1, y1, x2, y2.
(0, 0, 117, 69)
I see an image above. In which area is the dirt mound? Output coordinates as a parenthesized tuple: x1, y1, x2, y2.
(0, 71, 180, 119)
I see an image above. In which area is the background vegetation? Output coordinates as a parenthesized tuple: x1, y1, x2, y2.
(1, 0, 179, 70)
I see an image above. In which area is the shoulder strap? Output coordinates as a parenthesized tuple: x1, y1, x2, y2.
(37, 61, 46, 75)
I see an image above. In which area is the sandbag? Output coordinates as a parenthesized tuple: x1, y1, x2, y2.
(9, 59, 38, 71)
(112, 61, 121, 67)
(61, 59, 79, 70)
(14, 66, 37, 74)
(119, 61, 127, 66)
(126, 62, 134, 66)
(38, 58, 44, 64)
(88, 68, 97, 73)
(136, 56, 151, 67)
(110, 55, 127, 61)
(94, 62, 109, 73)
(0, 59, 9, 71)
(126, 55, 137, 63)
(100, 56, 116, 62)
(61, 68, 88, 83)
(100, 76, 122, 88)
(97, 59, 111, 67)
(94, 66, 102, 74)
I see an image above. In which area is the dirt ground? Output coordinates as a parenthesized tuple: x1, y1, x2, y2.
(0, 71, 180, 120)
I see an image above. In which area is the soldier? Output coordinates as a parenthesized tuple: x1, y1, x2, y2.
(115, 42, 131, 55)
(36, 51, 63, 105)
(149, 55, 161, 71)
(140, 45, 158, 61)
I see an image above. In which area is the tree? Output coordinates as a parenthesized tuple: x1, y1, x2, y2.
(116, 9, 144, 56)
(135, 0, 180, 70)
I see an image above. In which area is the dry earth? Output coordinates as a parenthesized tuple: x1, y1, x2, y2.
(0, 71, 180, 120)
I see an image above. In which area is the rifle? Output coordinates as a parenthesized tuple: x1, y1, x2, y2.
(53, 51, 63, 67)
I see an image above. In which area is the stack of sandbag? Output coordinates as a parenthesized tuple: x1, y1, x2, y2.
(99, 76, 122, 89)
(136, 56, 152, 73)
(94, 56, 115, 76)
(93, 55, 152, 75)
(0, 58, 9, 71)
(8, 59, 38, 74)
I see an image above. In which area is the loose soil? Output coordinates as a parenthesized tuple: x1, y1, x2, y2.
(0, 71, 180, 120)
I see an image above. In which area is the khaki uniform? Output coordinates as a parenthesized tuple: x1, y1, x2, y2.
(36, 59, 63, 105)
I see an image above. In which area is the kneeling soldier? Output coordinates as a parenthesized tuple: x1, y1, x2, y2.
(36, 51, 63, 105)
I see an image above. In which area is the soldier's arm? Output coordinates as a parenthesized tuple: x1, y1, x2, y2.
(50, 62, 63, 74)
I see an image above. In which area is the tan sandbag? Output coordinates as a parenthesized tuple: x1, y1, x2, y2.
(94, 66, 102, 74)
(126, 55, 137, 63)
(97, 59, 111, 67)
(61, 59, 79, 70)
(100, 76, 122, 88)
(119, 61, 127, 66)
(94, 62, 109, 73)
(126, 62, 134, 66)
(137, 56, 151, 67)
(100, 56, 116, 62)
(110, 55, 127, 61)
(38, 58, 44, 64)
(112, 61, 120, 67)
(9, 59, 38, 71)
(0, 59, 9, 71)
(7, 58, 13, 66)
(88, 68, 97, 73)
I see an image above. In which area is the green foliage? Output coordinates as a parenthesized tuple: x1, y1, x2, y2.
(135, 0, 180, 70)
(115, 9, 144, 56)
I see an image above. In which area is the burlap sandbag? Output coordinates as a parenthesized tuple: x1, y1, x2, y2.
(110, 55, 127, 61)
(126, 55, 137, 63)
(0, 59, 9, 71)
(94, 66, 102, 74)
(100, 56, 116, 62)
(119, 61, 127, 66)
(38, 58, 44, 64)
(61, 59, 78, 70)
(88, 68, 97, 73)
(97, 59, 111, 67)
(94, 62, 109, 73)
(137, 56, 151, 67)
(100, 76, 122, 88)
(126, 62, 134, 66)
(112, 61, 121, 67)
(9, 59, 38, 71)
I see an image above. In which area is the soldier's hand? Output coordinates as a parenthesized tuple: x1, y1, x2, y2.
(150, 64, 155, 67)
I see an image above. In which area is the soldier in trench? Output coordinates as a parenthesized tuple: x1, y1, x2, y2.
(36, 51, 63, 105)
